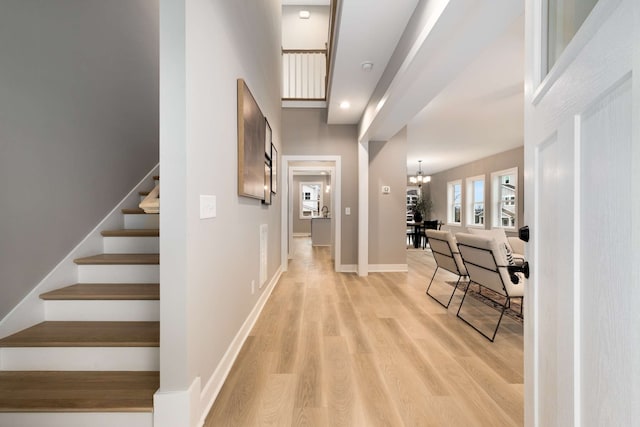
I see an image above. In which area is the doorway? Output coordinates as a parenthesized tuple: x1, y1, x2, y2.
(281, 155, 342, 272)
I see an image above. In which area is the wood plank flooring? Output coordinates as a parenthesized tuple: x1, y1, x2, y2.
(205, 239, 523, 426)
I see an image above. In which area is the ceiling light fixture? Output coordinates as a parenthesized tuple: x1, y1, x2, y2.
(361, 61, 373, 72)
(339, 101, 350, 109)
(299, 10, 310, 19)
(409, 160, 431, 187)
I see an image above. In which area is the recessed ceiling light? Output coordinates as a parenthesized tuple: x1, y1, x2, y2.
(339, 101, 350, 109)
(299, 10, 310, 19)
(361, 61, 374, 72)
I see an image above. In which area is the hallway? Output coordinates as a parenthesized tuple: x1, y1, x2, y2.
(205, 238, 523, 426)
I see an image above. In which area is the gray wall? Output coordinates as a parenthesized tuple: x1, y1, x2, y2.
(281, 108, 358, 265)
(430, 146, 524, 236)
(0, 0, 159, 320)
(369, 128, 407, 265)
(292, 174, 331, 234)
(158, 0, 282, 413)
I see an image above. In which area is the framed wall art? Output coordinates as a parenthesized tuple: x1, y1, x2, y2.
(237, 79, 266, 200)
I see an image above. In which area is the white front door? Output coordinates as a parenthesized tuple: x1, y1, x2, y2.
(524, 0, 640, 425)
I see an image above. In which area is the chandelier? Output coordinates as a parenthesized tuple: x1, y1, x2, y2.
(409, 160, 431, 186)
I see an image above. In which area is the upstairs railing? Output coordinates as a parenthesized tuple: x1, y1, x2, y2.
(282, 49, 327, 100)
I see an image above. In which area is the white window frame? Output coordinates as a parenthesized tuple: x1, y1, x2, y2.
(299, 181, 323, 219)
(447, 179, 462, 225)
(491, 167, 518, 230)
(466, 175, 485, 228)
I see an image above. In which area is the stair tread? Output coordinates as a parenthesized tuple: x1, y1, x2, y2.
(0, 371, 158, 412)
(40, 284, 159, 300)
(74, 254, 159, 265)
(101, 229, 159, 237)
(122, 208, 158, 215)
(0, 321, 159, 347)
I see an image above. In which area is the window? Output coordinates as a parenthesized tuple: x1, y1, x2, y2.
(491, 168, 518, 229)
(447, 180, 462, 225)
(466, 175, 485, 227)
(299, 182, 323, 219)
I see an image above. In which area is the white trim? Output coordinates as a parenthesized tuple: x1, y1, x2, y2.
(282, 100, 327, 109)
(292, 232, 311, 237)
(338, 264, 357, 273)
(0, 164, 160, 338)
(368, 264, 408, 273)
(446, 179, 463, 226)
(0, 412, 153, 427)
(153, 376, 201, 427)
(465, 174, 486, 227)
(281, 155, 342, 273)
(196, 267, 283, 427)
(490, 167, 519, 231)
(358, 141, 369, 276)
(532, 0, 622, 105)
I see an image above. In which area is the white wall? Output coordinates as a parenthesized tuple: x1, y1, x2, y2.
(282, 5, 329, 49)
(158, 0, 282, 425)
(0, 0, 159, 321)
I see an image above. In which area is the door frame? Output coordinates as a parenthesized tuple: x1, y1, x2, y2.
(281, 155, 342, 272)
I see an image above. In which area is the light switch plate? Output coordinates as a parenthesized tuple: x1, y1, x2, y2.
(345, 207, 351, 215)
(199, 195, 216, 219)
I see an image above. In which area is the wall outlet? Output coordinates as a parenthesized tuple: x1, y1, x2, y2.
(381, 185, 391, 194)
(251, 280, 255, 294)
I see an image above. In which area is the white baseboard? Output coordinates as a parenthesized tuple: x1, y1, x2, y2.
(339, 264, 357, 273)
(368, 264, 409, 273)
(0, 165, 159, 338)
(153, 376, 201, 427)
(292, 233, 311, 237)
(196, 266, 283, 427)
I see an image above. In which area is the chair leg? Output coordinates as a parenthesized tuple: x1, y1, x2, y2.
(456, 283, 508, 342)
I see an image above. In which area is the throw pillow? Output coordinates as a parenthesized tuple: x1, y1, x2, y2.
(504, 243, 515, 266)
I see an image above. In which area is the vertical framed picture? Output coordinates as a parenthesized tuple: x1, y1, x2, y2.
(262, 161, 272, 205)
(270, 143, 278, 194)
(237, 79, 265, 200)
(264, 118, 272, 161)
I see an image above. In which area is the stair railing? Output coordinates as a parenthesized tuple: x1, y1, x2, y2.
(282, 49, 327, 100)
(139, 183, 159, 213)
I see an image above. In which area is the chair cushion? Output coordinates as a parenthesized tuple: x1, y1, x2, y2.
(468, 228, 513, 263)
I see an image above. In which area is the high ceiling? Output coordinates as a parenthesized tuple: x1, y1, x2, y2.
(283, 0, 525, 175)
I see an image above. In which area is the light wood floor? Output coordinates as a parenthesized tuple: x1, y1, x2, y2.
(205, 239, 523, 426)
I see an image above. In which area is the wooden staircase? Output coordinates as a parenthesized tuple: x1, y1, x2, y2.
(0, 176, 160, 427)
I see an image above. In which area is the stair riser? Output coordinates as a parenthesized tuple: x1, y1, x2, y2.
(77, 265, 159, 283)
(124, 214, 159, 229)
(45, 301, 159, 321)
(103, 237, 159, 254)
(0, 412, 152, 427)
(0, 347, 159, 371)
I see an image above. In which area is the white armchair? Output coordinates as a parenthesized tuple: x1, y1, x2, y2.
(454, 232, 525, 342)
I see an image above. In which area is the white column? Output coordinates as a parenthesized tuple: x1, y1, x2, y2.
(358, 140, 369, 276)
